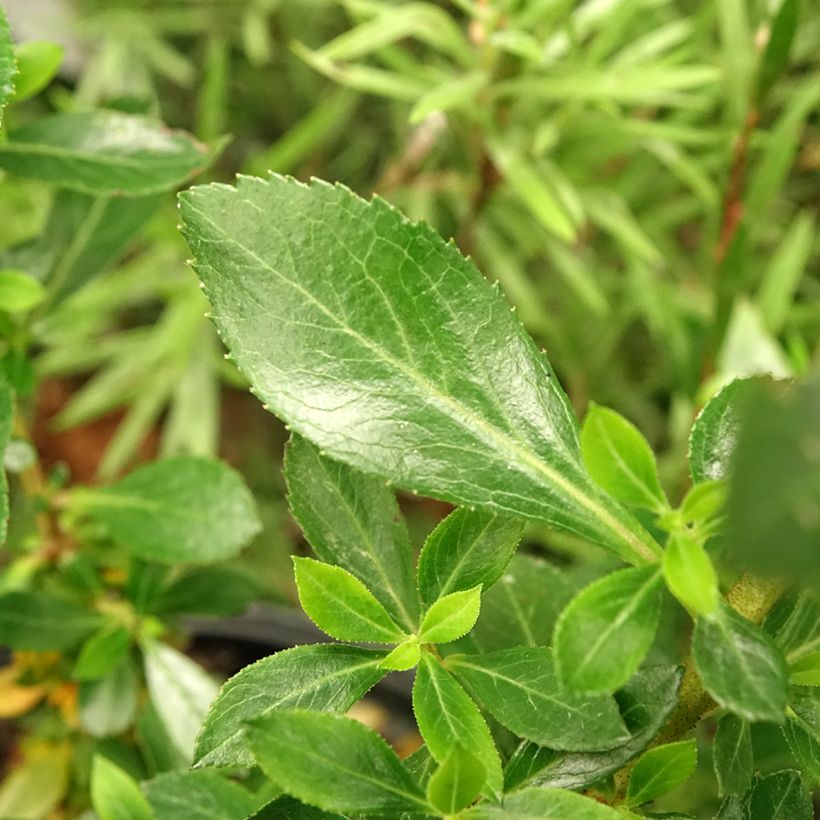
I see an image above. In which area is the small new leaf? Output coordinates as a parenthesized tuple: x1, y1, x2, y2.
(380, 636, 420, 671)
(581, 403, 668, 512)
(427, 746, 485, 815)
(626, 740, 697, 806)
(554, 565, 664, 692)
(662, 532, 719, 616)
(293, 557, 406, 643)
(419, 586, 482, 644)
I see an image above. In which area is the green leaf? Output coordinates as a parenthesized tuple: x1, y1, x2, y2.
(79, 657, 139, 737)
(179, 175, 659, 565)
(0, 746, 69, 820)
(464, 786, 622, 818)
(782, 717, 820, 786)
(10, 41, 63, 103)
(143, 640, 218, 761)
(626, 740, 697, 806)
(413, 652, 503, 799)
(790, 651, 820, 686)
(380, 636, 421, 671)
(662, 532, 719, 616)
(581, 403, 668, 512)
(284, 434, 418, 631)
(469, 554, 573, 653)
(724, 377, 820, 583)
(136, 702, 189, 775)
(713, 714, 754, 796)
(194, 644, 387, 768)
(504, 665, 683, 792)
(154, 565, 259, 618)
(71, 456, 260, 564)
(0, 111, 223, 196)
(693, 602, 788, 723)
(91, 755, 153, 820)
(447, 648, 629, 751)
(0, 590, 102, 650)
(145, 770, 258, 820)
(771, 591, 820, 662)
(748, 770, 812, 819)
(245, 710, 428, 815)
(0, 9, 16, 127)
(293, 556, 406, 643)
(409, 71, 489, 124)
(0, 269, 45, 312)
(790, 686, 820, 739)
(416, 507, 523, 606)
(250, 797, 344, 819)
(554, 565, 664, 692)
(73, 626, 131, 681)
(426, 746, 485, 815)
(757, 0, 799, 101)
(688, 378, 759, 483)
(419, 586, 482, 644)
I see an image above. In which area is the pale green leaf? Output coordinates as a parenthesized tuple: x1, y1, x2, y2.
(419, 586, 482, 644)
(91, 756, 153, 820)
(73, 626, 131, 681)
(662, 532, 720, 616)
(410, 71, 489, 124)
(79, 657, 138, 737)
(380, 636, 420, 671)
(11, 41, 63, 102)
(790, 651, 820, 686)
(0, 747, 69, 820)
(0, 269, 45, 312)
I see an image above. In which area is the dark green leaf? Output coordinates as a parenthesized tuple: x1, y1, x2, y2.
(790, 686, 820, 739)
(504, 666, 683, 792)
(73, 626, 131, 681)
(468, 554, 573, 653)
(554, 565, 664, 692)
(626, 740, 697, 806)
(419, 586, 482, 645)
(293, 556, 407, 643)
(426, 746, 485, 815)
(10, 41, 63, 103)
(0, 111, 222, 196)
(0, 590, 102, 650)
(713, 714, 754, 796)
(416, 507, 523, 605)
(145, 769, 258, 820)
(284, 433, 418, 630)
(143, 640, 218, 760)
(246, 710, 428, 815)
(693, 602, 788, 723)
(782, 717, 820, 785)
(251, 797, 344, 819)
(413, 652, 503, 799)
(464, 786, 622, 818)
(0, 9, 15, 126)
(749, 770, 812, 819)
(581, 403, 667, 512)
(136, 702, 189, 775)
(79, 657, 138, 737)
(662, 532, 720, 616)
(71, 456, 260, 564)
(447, 648, 629, 751)
(757, 0, 799, 101)
(194, 644, 387, 767)
(688, 378, 760, 483)
(771, 591, 820, 661)
(180, 175, 659, 565)
(91, 755, 153, 820)
(155, 566, 259, 618)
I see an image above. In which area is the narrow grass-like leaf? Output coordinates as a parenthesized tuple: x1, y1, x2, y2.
(419, 586, 482, 645)
(194, 644, 387, 767)
(179, 174, 660, 565)
(447, 648, 629, 751)
(246, 710, 429, 815)
(554, 565, 664, 692)
(285, 434, 418, 630)
(626, 740, 697, 806)
(293, 557, 406, 643)
(713, 714, 753, 796)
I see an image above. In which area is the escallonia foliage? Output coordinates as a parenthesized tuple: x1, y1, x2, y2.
(150, 173, 817, 819)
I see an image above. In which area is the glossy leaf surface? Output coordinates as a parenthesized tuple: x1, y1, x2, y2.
(626, 740, 697, 806)
(419, 586, 482, 644)
(447, 647, 629, 751)
(194, 644, 387, 767)
(246, 710, 428, 815)
(285, 434, 418, 629)
(180, 175, 659, 564)
(554, 565, 664, 692)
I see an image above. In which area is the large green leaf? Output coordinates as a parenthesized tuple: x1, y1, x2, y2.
(464, 787, 622, 818)
(446, 648, 629, 751)
(413, 652, 503, 799)
(91, 756, 153, 820)
(0, 8, 16, 127)
(70, 456, 260, 564)
(747, 770, 812, 819)
(180, 175, 659, 565)
(246, 710, 429, 815)
(0, 590, 102, 650)
(416, 507, 523, 605)
(625, 740, 697, 806)
(284, 434, 418, 630)
(145, 770, 258, 820)
(713, 714, 754, 797)
(554, 565, 664, 692)
(0, 111, 222, 196)
(693, 602, 788, 723)
(194, 644, 387, 767)
(504, 665, 682, 792)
